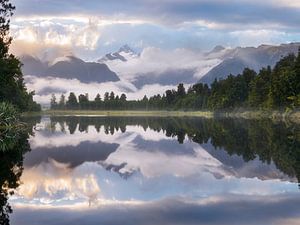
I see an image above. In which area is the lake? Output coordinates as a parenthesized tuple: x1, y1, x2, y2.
(1, 116, 300, 225)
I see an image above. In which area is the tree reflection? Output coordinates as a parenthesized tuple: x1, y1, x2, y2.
(50, 116, 300, 186)
(0, 117, 39, 225)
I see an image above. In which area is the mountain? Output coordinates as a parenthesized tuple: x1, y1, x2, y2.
(21, 42, 300, 88)
(200, 43, 300, 84)
(46, 56, 120, 83)
(20, 55, 48, 76)
(20, 55, 120, 83)
(98, 44, 138, 63)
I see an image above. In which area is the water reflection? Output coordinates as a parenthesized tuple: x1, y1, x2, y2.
(0, 117, 39, 225)
(33, 116, 300, 184)
(1, 116, 299, 225)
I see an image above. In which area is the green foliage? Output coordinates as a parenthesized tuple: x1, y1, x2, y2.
(0, 102, 27, 152)
(66, 92, 78, 109)
(208, 69, 257, 109)
(0, 0, 40, 112)
(0, 102, 18, 127)
(268, 54, 296, 108)
(0, 124, 31, 224)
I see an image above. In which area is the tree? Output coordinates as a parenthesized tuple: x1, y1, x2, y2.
(120, 93, 127, 102)
(95, 94, 101, 102)
(78, 93, 89, 109)
(177, 83, 186, 97)
(58, 94, 65, 109)
(50, 94, 57, 109)
(289, 48, 300, 107)
(104, 92, 109, 102)
(66, 92, 78, 109)
(249, 67, 271, 108)
(268, 54, 296, 108)
(93, 93, 102, 109)
(165, 90, 176, 104)
(0, 0, 40, 111)
(109, 91, 115, 101)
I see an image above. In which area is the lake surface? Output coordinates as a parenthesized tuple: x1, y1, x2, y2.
(1, 116, 300, 225)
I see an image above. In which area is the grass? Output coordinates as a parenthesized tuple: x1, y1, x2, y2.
(0, 102, 19, 128)
(21, 108, 300, 123)
(24, 109, 214, 118)
(217, 108, 300, 123)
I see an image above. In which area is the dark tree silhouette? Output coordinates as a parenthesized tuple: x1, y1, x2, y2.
(0, 0, 40, 112)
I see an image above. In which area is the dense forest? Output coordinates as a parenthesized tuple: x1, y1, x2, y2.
(51, 50, 300, 111)
(0, 0, 40, 112)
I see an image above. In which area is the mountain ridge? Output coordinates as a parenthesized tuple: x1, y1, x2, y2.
(20, 55, 120, 83)
(200, 42, 300, 84)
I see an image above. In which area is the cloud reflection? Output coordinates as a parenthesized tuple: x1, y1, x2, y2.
(12, 116, 298, 208)
(11, 194, 300, 225)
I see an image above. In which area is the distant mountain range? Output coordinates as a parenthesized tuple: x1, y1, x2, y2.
(20, 55, 120, 83)
(20, 42, 300, 87)
(200, 42, 300, 84)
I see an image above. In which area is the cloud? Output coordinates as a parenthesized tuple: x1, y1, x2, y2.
(228, 29, 289, 47)
(11, 194, 300, 225)
(10, 18, 102, 60)
(11, 0, 300, 30)
(24, 75, 179, 105)
(105, 47, 221, 81)
(8, 1, 300, 104)
(7, 0, 300, 60)
(17, 160, 102, 204)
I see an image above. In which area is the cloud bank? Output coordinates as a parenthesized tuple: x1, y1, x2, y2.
(9, 0, 300, 59)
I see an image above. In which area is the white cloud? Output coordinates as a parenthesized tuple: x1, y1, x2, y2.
(16, 160, 102, 204)
(11, 18, 102, 53)
(229, 29, 288, 47)
(24, 75, 179, 105)
(105, 47, 221, 81)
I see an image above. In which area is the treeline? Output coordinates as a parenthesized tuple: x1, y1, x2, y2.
(51, 49, 300, 111)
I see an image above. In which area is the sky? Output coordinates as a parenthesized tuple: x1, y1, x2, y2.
(8, 0, 300, 105)
(10, 0, 300, 60)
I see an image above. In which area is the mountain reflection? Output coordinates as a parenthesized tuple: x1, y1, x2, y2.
(47, 116, 300, 185)
(1, 116, 300, 225)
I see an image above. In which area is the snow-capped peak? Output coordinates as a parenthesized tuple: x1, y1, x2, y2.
(99, 45, 138, 63)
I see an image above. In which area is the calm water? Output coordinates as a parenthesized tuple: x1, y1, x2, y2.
(1, 116, 300, 225)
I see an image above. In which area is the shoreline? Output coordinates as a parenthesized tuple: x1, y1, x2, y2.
(22, 109, 300, 123)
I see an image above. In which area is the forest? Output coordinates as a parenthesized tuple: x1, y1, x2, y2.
(51, 50, 300, 111)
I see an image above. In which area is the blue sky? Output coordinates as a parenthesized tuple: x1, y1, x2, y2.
(9, 0, 300, 59)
